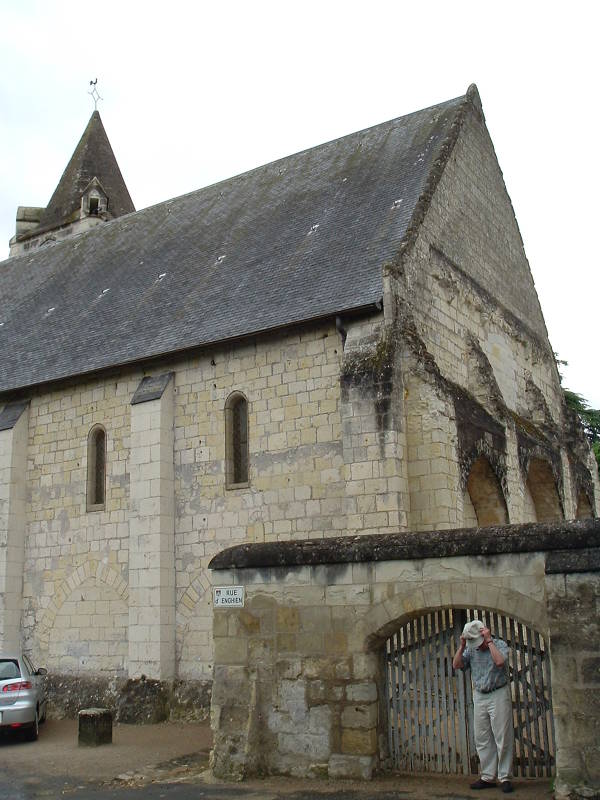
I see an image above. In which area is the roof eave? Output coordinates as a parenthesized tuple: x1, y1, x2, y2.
(0, 300, 382, 400)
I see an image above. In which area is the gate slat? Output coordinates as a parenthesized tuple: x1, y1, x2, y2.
(426, 615, 436, 770)
(400, 628, 409, 770)
(533, 630, 551, 776)
(430, 612, 443, 772)
(395, 630, 405, 769)
(509, 616, 525, 777)
(446, 610, 458, 773)
(385, 637, 394, 767)
(524, 622, 542, 776)
(455, 610, 469, 774)
(390, 633, 400, 768)
(541, 633, 556, 774)
(517, 621, 535, 777)
(411, 618, 422, 767)
(438, 610, 450, 772)
(418, 615, 427, 769)
(403, 623, 413, 770)
(419, 615, 433, 772)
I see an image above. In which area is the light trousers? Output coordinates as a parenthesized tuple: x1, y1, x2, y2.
(473, 684, 514, 782)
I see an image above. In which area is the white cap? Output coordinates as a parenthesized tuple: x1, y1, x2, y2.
(462, 619, 485, 650)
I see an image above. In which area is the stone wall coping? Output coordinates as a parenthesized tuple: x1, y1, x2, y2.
(130, 372, 174, 405)
(0, 400, 29, 431)
(208, 520, 600, 571)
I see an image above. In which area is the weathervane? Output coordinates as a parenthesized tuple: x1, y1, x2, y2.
(88, 79, 103, 110)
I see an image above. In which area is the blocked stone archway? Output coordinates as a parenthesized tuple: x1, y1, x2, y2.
(176, 570, 212, 678)
(38, 558, 128, 653)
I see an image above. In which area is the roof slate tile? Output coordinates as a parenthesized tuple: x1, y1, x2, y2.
(0, 94, 465, 395)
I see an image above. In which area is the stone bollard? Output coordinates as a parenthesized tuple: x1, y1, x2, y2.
(78, 708, 113, 746)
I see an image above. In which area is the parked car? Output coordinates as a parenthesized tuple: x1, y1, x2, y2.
(0, 654, 47, 741)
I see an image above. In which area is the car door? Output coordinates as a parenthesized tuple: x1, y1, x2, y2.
(22, 654, 44, 716)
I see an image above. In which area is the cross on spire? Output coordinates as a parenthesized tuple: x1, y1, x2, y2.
(88, 79, 102, 111)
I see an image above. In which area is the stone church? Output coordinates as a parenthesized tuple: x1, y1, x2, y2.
(1, 85, 598, 792)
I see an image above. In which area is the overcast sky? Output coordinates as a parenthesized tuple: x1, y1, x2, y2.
(1, 1, 598, 406)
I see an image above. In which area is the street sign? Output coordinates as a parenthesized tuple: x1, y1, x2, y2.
(213, 585, 245, 608)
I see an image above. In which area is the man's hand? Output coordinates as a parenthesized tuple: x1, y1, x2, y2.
(453, 636, 467, 670)
(481, 628, 505, 666)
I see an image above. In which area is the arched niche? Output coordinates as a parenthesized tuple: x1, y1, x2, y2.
(526, 458, 563, 523)
(465, 455, 509, 526)
(575, 490, 594, 520)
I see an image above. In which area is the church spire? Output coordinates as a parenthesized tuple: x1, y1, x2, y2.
(9, 110, 134, 257)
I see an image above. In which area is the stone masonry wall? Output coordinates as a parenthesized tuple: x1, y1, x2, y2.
(386, 98, 599, 525)
(546, 567, 600, 799)
(22, 376, 134, 669)
(10, 316, 411, 689)
(209, 521, 600, 798)
(209, 545, 549, 780)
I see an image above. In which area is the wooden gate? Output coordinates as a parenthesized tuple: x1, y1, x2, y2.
(383, 608, 555, 776)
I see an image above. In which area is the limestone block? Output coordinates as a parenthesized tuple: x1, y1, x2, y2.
(351, 652, 380, 681)
(346, 682, 377, 703)
(278, 731, 330, 760)
(328, 753, 374, 780)
(341, 703, 377, 729)
(78, 707, 112, 746)
(341, 727, 377, 755)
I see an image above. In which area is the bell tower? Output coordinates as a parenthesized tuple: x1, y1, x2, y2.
(9, 109, 135, 257)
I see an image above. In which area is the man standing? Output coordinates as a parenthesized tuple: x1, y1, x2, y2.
(453, 619, 514, 793)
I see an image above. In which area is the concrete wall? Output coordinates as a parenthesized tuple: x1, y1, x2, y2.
(209, 521, 600, 799)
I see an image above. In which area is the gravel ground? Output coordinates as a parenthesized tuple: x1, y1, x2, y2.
(0, 718, 555, 799)
(0, 718, 211, 784)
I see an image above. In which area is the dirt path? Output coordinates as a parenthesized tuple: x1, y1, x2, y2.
(0, 719, 555, 799)
(0, 718, 211, 783)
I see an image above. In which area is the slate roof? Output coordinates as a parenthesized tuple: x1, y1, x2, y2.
(29, 111, 135, 237)
(0, 92, 466, 395)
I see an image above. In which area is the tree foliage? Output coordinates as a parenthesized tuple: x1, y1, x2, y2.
(564, 389, 600, 470)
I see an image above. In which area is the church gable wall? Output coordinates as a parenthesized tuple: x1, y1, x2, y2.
(399, 101, 562, 424)
(384, 101, 598, 526)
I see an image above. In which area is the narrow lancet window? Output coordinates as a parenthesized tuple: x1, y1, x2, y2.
(225, 393, 249, 487)
(87, 425, 106, 510)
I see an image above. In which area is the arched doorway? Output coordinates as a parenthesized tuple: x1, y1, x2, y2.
(383, 608, 555, 777)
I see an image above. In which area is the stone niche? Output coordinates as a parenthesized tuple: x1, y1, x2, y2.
(208, 520, 600, 800)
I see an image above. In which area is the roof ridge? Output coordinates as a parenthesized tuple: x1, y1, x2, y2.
(390, 85, 480, 268)
(136, 92, 467, 217)
(2, 92, 467, 269)
(0, 89, 472, 394)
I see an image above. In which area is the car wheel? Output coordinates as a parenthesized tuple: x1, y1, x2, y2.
(25, 709, 39, 742)
(39, 703, 47, 724)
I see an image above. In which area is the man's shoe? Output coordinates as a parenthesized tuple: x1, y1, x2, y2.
(470, 778, 497, 789)
(501, 782, 514, 793)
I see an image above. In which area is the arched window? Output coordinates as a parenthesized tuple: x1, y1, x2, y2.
(225, 393, 249, 487)
(87, 424, 106, 510)
(526, 458, 563, 523)
(464, 455, 509, 526)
